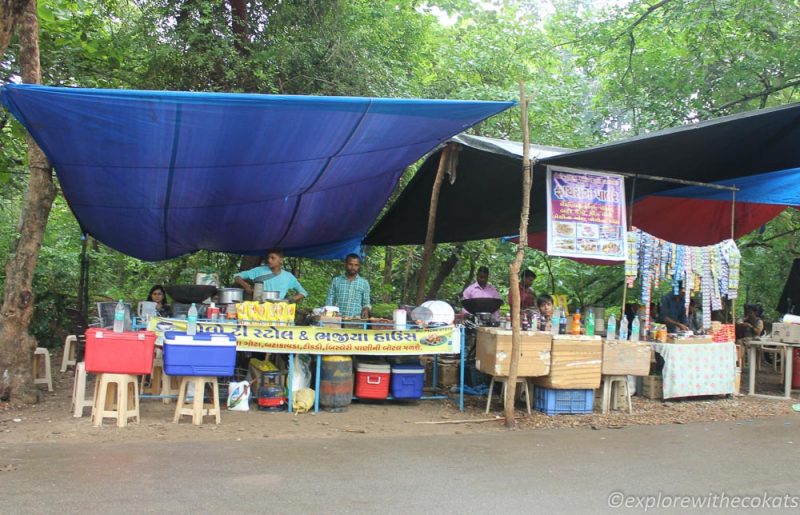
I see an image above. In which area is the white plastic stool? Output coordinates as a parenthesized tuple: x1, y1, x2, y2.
(601, 375, 632, 414)
(91, 373, 140, 428)
(33, 347, 53, 392)
(174, 376, 221, 425)
(60, 335, 78, 372)
(485, 376, 531, 415)
(71, 362, 94, 417)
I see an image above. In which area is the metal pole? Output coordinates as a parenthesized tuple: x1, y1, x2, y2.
(563, 167, 739, 192)
(731, 188, 736, 323)
(621, 176, 637, 321)
(459, 327, 465, 412)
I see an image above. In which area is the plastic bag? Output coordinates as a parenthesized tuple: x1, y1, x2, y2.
(290, 354, 312, 392)
(293, 388, 316, 414)
(227, 380, 250, 411)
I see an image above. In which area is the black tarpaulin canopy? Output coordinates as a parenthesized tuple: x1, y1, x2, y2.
(365, 102, 800, 247)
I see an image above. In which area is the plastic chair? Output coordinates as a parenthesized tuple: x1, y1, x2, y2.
(33, 348, 53, 392)
(758, 345, 786, 382)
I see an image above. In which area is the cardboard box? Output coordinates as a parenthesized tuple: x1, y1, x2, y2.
(771, 322, 800, 343)
(532, 336, 602, 389)
(640, 375, 663, 400)
(475, 328, 551, 377)
(602, 340, 652, 376)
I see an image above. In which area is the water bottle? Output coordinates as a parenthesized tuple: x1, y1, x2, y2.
(586, 308, 595, 336)
(558, 311, 567, 335)
(551, 308, 561, 336)
(619, 316, 629, 341)
(607, 313, 617, 340)
(631, 316, 640, 342)
(187, 303, 198, 336)
(113, 300, 125, 333)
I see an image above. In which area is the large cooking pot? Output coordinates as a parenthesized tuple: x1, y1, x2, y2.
(218, 287, 244, 304)
(263, 290, 281, 301)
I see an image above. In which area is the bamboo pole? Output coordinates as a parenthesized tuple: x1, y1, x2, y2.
(416, 143, 457, 306)
(505, 83, 533, 428)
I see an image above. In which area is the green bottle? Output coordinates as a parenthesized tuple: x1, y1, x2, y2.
(586, 308, 595, 336)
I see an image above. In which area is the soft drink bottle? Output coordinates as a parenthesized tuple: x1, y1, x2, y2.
(551, 308, 561, 336)
(187, 303, 198, 336)
(586, 308, 595, 336)
(113, 300, 125, 333)
(572, 309, 582, 335)
(558, 311, 567, 335)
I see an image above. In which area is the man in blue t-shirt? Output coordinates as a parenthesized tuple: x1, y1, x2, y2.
(234, 248, 307, 303)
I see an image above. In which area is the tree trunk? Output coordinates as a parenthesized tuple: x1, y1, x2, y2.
(382, 247, 393, 302)
(416, 143, 458, 306)
(0, 0, 26, 56)
(227, 0, 249, 55)
(425, 243, 463, 300)
(504, 83, 533, 428)
(0, 0, 56, 403)
(401, 246, 415, 304)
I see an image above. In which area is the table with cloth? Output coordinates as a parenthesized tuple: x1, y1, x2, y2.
(651, 342, 736, 399)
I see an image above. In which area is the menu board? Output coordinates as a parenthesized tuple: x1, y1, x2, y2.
(546, 166, 627, 261)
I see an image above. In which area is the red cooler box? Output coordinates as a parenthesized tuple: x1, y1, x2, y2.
(85, 328, 156, 374)
(355, 363, 391, 400)
(163, 331, 237, 377)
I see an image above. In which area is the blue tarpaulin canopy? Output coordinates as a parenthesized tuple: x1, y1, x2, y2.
(0, 84, 514, 260)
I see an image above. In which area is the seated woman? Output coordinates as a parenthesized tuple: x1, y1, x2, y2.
(147, 284, 173, 318)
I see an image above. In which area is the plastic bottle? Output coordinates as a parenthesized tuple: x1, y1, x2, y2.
(551, 308, 561, 336)
(113, 300, 125, 333)
(619, 316, 629, 341)
(187, 303, 198, 336)
(631, 316, 641, 342)
(572, 309, 582, 335)
(586, 308, 595, 336)
(558, 310, 567, 335)
(607, 313, 617, 340)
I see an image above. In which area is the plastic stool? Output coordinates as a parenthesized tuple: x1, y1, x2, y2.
(60, 335, 79, 372)
(91, 373, 140, 427)
(71, 362, 94, 417)
(601, 375, 632, 414)
(485, 376, 531, 415)
(173, 376, 221, 425)
(33, 348, 53, 392)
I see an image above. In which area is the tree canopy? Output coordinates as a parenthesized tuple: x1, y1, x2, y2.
(1, 0, 799, 345)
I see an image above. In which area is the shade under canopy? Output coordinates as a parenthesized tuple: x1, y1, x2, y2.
(0, 84, 514, 260)
(365, 103, 800, 248)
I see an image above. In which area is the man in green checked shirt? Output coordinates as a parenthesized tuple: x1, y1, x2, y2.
(325, 253, 371, 318)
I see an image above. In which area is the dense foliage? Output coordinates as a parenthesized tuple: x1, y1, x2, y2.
(1, 0, 798, 345)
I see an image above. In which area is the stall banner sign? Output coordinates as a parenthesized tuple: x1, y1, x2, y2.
(546, 166, 627, 261)
(149, 318, 461, 355)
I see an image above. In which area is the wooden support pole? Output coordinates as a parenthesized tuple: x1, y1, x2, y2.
(505, 83, 532, 428)
(416, 143, 457, 306)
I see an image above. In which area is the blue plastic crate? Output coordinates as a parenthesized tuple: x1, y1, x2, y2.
(390, 364, 424, 399)
(534, 387, 594, 416)
(163, 331, 236, 377)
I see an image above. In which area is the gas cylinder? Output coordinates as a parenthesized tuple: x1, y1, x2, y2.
(792, 348, 800, 390)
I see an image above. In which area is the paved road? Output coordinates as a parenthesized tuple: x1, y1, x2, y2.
(3, 416, 800, 514)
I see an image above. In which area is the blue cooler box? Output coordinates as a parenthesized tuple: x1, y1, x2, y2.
(390, 363, 425, 399)
(163, 331, 237, 376)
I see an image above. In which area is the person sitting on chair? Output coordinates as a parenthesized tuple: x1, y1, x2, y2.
(147, 284, 172, 318)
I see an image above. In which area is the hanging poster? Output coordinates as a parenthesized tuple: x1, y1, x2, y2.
(546, 166, 627, 261)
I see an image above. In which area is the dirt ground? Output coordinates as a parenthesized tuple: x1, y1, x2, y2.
(1, 348, 797, 445)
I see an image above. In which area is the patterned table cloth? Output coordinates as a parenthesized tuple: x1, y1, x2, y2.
(652, 342, 736, 399)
